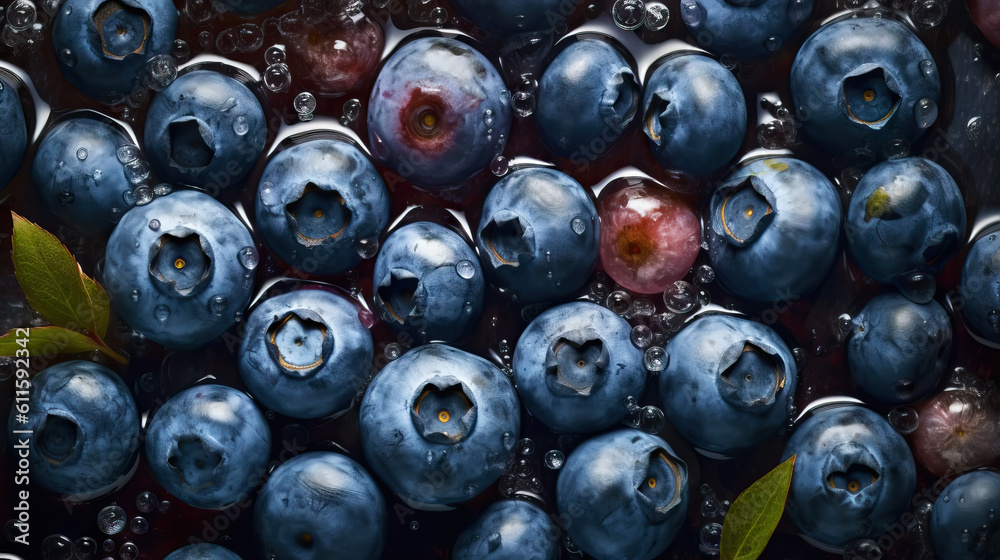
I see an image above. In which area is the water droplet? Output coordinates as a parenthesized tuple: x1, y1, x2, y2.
(914, 97, 938, 129)
(518, 438, 535, 455)
(699, 523, 723, 553)
(491, 155, 509, 176)
(119, 542, 138, 560)
(264, 45, 285, 66)
(154, 305, 170, 322)
(73, 536, 98, 560)
(115, 145, 138, 164)
(123, 189, 136, 207)
(988, 310, 1000, 331)
(606, 290, 632, 315)
(885, 138, 910, 159)
(644, 1, 670, 30)
(544, 449, 565, 470)
(356, 238, 379, 259)
(631, 325, 653, 349)
(456, 260, 476, 279)
(429, 5, 447, 25)
(692, 265, 715, 285)
(158, 500, 171, 514)
(639, 405, 665, 433)
(294, 92, 317, 121)
(130, 289, 140, 303)
(613, 0, 645, 29)
(144, 54, 177, 91)
(463, 483, 478, 497)
(843, 538, 882, 560)
(102, 538, 115, 552)
(7, 0, 36, 31)
(263, 63, 292, 93)
(888, 406, 919, 434)
(62, 4, 71, 15)
(959, 495, 966, 503)
(233, 115, 249, 136)
(943, 495, 950, 502)
(384, 343, 401, 360)
(967, 116, 985, 141)
(680, 0, 705, 26)
(502, 431, 515, 450)
(910, 0, 945, 27)
(499, 473, 517, 496)
(57, 47, 78, 69)
(757, 121, 788, 149)
(919, 59, 935, 77)
(171, 38, 190, 62)
(129, 517, 148, 535)
(234, 310, 243, 322)
(341, 99, 362, 124)
(959, 528, 971, 542)
(56, 191, 74, 205)
(208, 296, 228, 316)
(764, 35, 782, 52)
(511, 90, 534, 118)
(836, 313, 853, 339)
(896, 272, 936, 303)
(515, 458, 533, 476)
(96, 505, 127, 535)
(93, 169, 102, 180)
(133, 185, 153, 205)
(644, 346, 669, 372)
(663, 280, 697, 313)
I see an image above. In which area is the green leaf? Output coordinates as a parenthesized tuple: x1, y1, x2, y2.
(0, 327, 105, 356)
(720, 454, 796, 560)
(11, 212, 100, 335)
(81, 273, 109, 338)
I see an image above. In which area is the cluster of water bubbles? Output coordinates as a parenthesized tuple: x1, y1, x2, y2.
(697, 483, 730, 554)
(610, 0, 671, 31)
(497, 436, 545, 496)
(2, 0, 43, 53)
(622, 394, 666, 433)
(263, 45, 293, 93)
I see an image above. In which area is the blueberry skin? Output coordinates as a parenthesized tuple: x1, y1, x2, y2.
(476, 167, 599, 304)
(845, 157, 966, 286)
(32, 117, 137, 235)
(373, 222, 484, 343)
(165, 544, 243, 560)
(104, 189, 256, 349)
(782, 405, 916, 549)
(144, 70, 266, 191)
(706, 157, 841, 302)
(452, 499, 561, 560)
(255, 452, 386, 560)
(556, 429, 689, 560)
(359, 344, 520, 508)
(52, 0, 178, 104)
(238, 289, 374, 419)
(513, 301, 646, 434)
(217, 0, 285, 14)
(367, 37, 512, 189)
(847, 291, 951, 404)
(145, 384, 270, 509)
(451, 0, 581, 35)
(535, 37, 639, 160)
(930, 470, 1000, 560)
(661, 314, 797, 455)
(681, 0, 812, 59)
(959, 233, 1000, 342)
(790, 18, 940, 160)
(0, 75, 27, 190)
(255, 138, 390, 276)
(6, 360, 139, 497)
(642, 53, 747, 177)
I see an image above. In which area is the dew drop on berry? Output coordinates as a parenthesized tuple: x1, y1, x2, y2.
(154, 305, 170, 323)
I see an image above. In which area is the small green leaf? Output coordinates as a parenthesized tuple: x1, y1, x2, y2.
(720, 454, 796, 560)
(11, 212, 100, 335)
(0, 327, 105, 356)
(81, 273, 109, 338)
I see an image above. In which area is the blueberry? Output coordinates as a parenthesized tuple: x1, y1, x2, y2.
(451, 0, 581, 35)
(32, 115, 138, 235)
(0, 74, 28, 191)
(847, 291, 951, 404)
(103, 189, 256, 349)
(556, 429, 689, 560)
(959, 232, 1000, 342)
(782, 405, 916, 549)
(706, 157, 841, 302)
(642, 53, 747, 177)
(930, 469, 1000, 560)
(681, 0, 813, 59)
(535, 36, 639, 161)
(255, 136, 391, 276)
(144, 384, 270, 509)
(452, 499, 561, 560)
(373, 222, 484, 344)
(367, 37, 512, 189)
(790, 17, 940, 161)
(144, 69, 266, 192)
(359, 344, 520, 508)
(164, 544, 243, 560)
(238, 288, 374, 419)
(52, 0, 179, 104)
(513, 301, 646, 434)
(255, 452, 386, 560)
(475, 167, 599, 304)
(6, 360, 139, 497)
(661, 314, 796, 455)
(845, 157, 966, 292)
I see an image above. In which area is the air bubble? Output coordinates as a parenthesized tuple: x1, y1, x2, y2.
(123, 190, 136, 207)
(119, 542, 138, 560)
(133, 185, 153, 205)
(645, 2, 669, 30)
(144, 55, 177, 91)
(518, 438, 535, 455)
(233, 115, 250, 136)
(264, 45, 285, 65)
(130, 289, 140, 303)
(764, 35, 782, 52)
(384, 343, 401, 360)
(430, 6, 447, 25)
(914, 97, 938, 129)
(129, 517, 148, 535)
(357, 238, 379, 259)
(341, 99, 362, 125)
(699, 523, 722, 553)
(836, 313, 853, 339)
(172, 39, 190, 62)
(694, 264, 715, 284)
(234, 22, 263, 53)
(97, 505, 127, 535)
(679, 0, 704, 25)
(967, 116, 985, 141)
(843, 538, 881, 559)
(7, 0, 36, 32)
(663, 280, 697, 313)
(544, 449, 565, 469)
(896, 272, 936, 304)
(606, 290, 632, 315)
(613, 0, 645, 29)
(910, 0, 945, 27)
(886, 138, 910, 158)
(154, 305, 170, 322)
(631, 325, 653, 348)
(456, 260, 476, 279)
(264, 64, 292, 93)
(491, 155, 509, 176)
(499, 474, 517, 496)
(511, 91, 534, 118)
(73, 536, 98, 560)
(639, 405, 665, 433)
(888, 406, 919, 434)
(644, 346, 668, 372)
(294, 92, 317, 121)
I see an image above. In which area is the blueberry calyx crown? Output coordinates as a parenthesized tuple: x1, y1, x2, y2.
(167, 435, 223, 492)
(410, 377, 477, 444)
(167, 117, 215, 170)
(93, 0, 152, 61)
(149, 230, 213, 297)
(376, 268, 423, 323)
(601, 69, 640, 134)
(38, 413, 79, 464)
(480, 210, 535, 269)
(716, 340, 785, 410)
(545, 334, 609, 397)
(643, 93, 670, 146)
(842, 65, 901, 130)
(287, 184, 352, 247)
(823, 442, 881, 504)
(713, 176, 776, 247)
(635, 448, 687, 524)
(265, 309, 332, 378)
